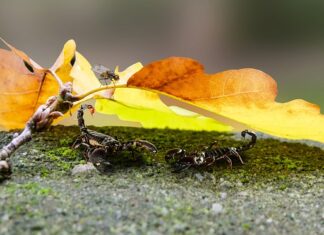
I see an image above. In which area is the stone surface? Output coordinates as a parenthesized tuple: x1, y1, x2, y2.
(71, 162, 98, 175)
(0, 126, 323, 234)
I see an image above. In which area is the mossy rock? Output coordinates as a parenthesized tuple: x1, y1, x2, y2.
(0, 126, 323, 234)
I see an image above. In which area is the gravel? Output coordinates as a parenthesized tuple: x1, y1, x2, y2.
(71, 163, 98, 176)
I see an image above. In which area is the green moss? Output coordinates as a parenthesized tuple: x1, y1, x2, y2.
(47, 147, 79, 160)
(273, 155, 300, 170)
(5, 182, 54, 196)
(44, 147, 82, 173)
(59, 137, 74, 146)
(279, 184, 288, 190)
(1, 125, 323, 183)
(0, 126, 323, 234)
(242, 223, 251, 231)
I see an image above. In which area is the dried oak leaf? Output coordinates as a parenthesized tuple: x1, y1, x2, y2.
(127, 57, 324, 143)
(0, 38, 76, 130)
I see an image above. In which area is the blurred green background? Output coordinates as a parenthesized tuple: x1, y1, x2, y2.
(0, 0, 323, 112)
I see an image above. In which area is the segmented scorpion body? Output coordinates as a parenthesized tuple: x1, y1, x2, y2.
(72, 104, 157, 172)
(165, 130, 257, 172)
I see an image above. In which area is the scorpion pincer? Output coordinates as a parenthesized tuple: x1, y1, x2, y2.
(165, 130, 257, 172)
(72, 104, 157, 173)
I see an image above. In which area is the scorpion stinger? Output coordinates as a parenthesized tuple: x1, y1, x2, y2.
(165, 130, 257, 172)
(72, 104, 158, 173)
(238, 130, 257, 152)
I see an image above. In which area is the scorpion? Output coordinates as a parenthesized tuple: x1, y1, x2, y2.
(165, 130, 257, 172)
(72, 104, 157, 172)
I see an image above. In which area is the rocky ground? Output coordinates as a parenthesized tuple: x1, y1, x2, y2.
(0, 126, 323, 235)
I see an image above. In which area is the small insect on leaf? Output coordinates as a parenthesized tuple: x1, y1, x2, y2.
(92, 64, 120, 85)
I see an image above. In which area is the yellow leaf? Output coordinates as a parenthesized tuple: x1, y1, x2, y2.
(70, 52, 101, 98)
(0, 47, 43, 129)
(0, 38, 59, 130)
(115, 62, 143, 84)
(53, 44, 112, 124)
(95, 92, 231, 131)
(0, 39, 84, 130)
(127, 57, 324, 143)
(95, 63, 231, 131)
(51, 39, 76, 84)
(37, 39, 77, 106)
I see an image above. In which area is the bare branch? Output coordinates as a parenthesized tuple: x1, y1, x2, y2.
(0, 72, 130, 178)
(0, 80, 80, 176)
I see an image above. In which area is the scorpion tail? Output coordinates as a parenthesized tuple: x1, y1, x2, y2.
(236, 130, 257, 152)
(77, 104, 95, 133)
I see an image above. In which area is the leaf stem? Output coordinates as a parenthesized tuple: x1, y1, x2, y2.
(74, 84, 127, 100)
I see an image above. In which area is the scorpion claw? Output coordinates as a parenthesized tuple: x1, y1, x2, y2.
(127, 140, 157, 154)
(139, 140, 158, 154)
(72, 136, 82, 149)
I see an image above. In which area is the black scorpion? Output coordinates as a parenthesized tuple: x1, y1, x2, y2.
(165, 130, 256, 172)
(72, 104, 157, 172)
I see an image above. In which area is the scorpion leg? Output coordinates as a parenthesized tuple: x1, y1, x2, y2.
(72, 139, 92, 161)
(229, 148, 244, 164)
(223, 155, 233, 168)
(214, 148, 244, 168)
(215, 154, 233, 169)
(204, 156, 216, 166)
(88, 148, 112, 173)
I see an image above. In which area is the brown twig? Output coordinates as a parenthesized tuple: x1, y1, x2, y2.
(73, 84, 126, 100)
(0, 74, 129, 177)
(0, 81, 78, 177)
